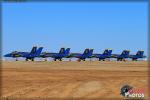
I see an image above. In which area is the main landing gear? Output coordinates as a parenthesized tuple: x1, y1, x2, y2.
(25, 58, 34, 61)
(117, 58, 126, 61)
(53, 58, 62, 61)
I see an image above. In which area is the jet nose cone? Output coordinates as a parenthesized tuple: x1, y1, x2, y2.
(4, 53, 11, 57)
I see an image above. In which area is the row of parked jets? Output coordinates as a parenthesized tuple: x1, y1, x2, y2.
(4, 46, 146, 61)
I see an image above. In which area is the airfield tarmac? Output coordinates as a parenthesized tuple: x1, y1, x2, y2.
(1, 61, 149, 99)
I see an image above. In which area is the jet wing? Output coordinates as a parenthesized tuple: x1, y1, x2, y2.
(68, 53, 82, 58)
(111, 54, 119, 58)
(92, 54, 102, 58)
(128, 55, 135, 58)
(40, 52, 58, 58)
(129, 55, 146, 58)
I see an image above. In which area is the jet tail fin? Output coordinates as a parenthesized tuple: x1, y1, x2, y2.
(89, 49, 93, 56)
(65, 48, 70, 54)
(30, 46, 37, 54)
(136, 50, 144, 57)
(34, 47, 43, 56)
(103, 49, 112, 56)
(59, 48, 65, 54)
(83, 49, 89, 54)
(121, 50, 130, 56)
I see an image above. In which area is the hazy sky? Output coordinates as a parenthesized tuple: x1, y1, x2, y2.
(2, 2, 148, 55)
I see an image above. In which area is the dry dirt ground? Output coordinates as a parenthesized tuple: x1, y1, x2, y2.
(1, 61, 149, 100)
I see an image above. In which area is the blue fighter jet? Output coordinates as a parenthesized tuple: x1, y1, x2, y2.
(129, 50, 146, 61)
(92, 49, 112, 61)
(40, 48, 70, 61)
(112, 50, 130, 61)
(69, 49, 94, 61)
(4, 46, 43, 61)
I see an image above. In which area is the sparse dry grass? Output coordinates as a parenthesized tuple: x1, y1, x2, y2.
(1, 61, 149, 99)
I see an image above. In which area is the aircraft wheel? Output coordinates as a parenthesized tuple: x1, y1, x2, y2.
(45, 58, 47, 61)
(54, 58, 56, 61)
(59, 59, 62, 61)
(31, 58, 34, 61)
(78, 59, 81, 62)
(26, 58, 28, 61)
(132, 59, 135, 61)
(132, 59, 136, 61)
